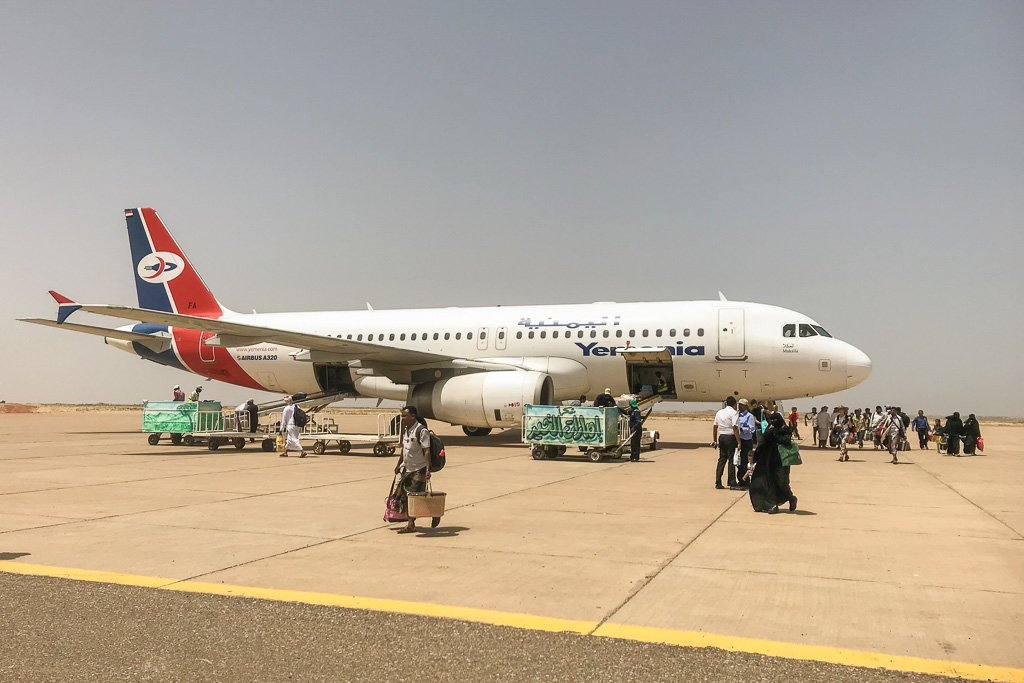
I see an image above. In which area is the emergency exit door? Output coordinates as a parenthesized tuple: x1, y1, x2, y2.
(717, 308, 746, 360)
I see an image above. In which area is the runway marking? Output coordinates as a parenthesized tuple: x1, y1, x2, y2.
(2, 560, 1022, 683)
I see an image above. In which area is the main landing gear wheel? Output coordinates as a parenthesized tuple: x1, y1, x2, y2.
(147, 433, 161, 446)
(312, 440, 326, 455)
(462, 426, 492, 437)
(233, 437, 246, 450)
(373, 442, 388, 456)
(261, 439, 275, 452)
(338, 440, 352, 454)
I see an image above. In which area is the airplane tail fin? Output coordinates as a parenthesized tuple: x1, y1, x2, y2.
(124, 208, 229, 318)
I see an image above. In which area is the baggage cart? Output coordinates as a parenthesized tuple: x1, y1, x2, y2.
(299, 412, 401, 456)
(142, 401, 224, 446)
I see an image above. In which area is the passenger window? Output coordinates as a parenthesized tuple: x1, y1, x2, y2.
(346, 334, 352, 340)
(400, 333, 406, 341)
(481, 331, 487, 340)
(389, 333, 395, 341)
(578, 330, 584, 338)
(552, 331, 559, 339)
(629, 329, 635, 337)
(602, 330, 609, 338)
(467, 332, 473, 340)
(516, 331, 522, 339)
(656, 329, 662, 336)
(590, 330, 597, 338)
(456, 333, 462, 340)
(697, 328, 704, 336)
(669, 328, 676, 336)
(444, 333, 451, 340)
(799, 324, 817, 337)
(433, 333, 439, 340)
(528, 331, 535, 339)
(615, 330, 623, 338)
(642, 329, 649, 338)
(683, 328, 690, 337)
(357, 334, 363, 341)
(540, 331, 546, 339)
(497, 331, 503, 339)
(783, 324, 796, 338)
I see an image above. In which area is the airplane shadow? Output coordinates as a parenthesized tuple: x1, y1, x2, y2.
(0, 552, 31, 561)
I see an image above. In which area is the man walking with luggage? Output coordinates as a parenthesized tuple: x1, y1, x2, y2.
(394, 406, 440, 532)
(712, 396, 741, 490)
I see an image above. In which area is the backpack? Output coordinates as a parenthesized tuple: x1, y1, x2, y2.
(415, 425, 446, 472)
(292, 406, 308, 428)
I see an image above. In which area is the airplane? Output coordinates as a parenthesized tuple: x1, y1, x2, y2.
(20, 207, 871, 436)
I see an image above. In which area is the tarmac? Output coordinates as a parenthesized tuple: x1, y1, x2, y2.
(1, 409, 1022, 682)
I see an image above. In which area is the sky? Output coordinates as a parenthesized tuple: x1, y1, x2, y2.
(1, 1, 1022, 417)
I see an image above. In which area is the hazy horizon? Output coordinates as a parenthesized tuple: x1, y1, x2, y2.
(2, 2, 1021, 417)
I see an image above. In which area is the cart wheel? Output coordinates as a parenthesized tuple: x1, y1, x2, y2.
(588, 450, 604, 463)
(313, 440, 326, 455)
(555, 445, 567, 456)
(387, 446, 396, 455)
(233, 438, 246, 450)
(261, 438, 274, 452)
(208, 438, 220, 451)
(611, 451, 623, 459)
(649, 438, 658, 451)
(338, 440, 352, 454)
(170, 433, 183, 445)
(147, 433, 160, 446)
(531, 445, 545, 460)
(543, 445, 560, 459)
(373, 442, 387, 456)
(183, 435, 195, 446)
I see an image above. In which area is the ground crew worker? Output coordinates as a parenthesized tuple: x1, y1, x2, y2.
(187, 386, 202, 402)
(172, 385, 185, 402)
(628, 399, 643, 462)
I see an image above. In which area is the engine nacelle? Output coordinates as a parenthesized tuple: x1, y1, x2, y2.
(410, 370, 553, 428)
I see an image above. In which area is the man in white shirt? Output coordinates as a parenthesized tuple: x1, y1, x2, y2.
(815, 405, 832, 448)
(711, 396, 741, 490)
(394, 405, 438, 533)
(280, 396, 305, 458)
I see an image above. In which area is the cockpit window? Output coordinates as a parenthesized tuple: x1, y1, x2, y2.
(798, 324, 817, 337)
(783, 324, 796, 338)
(811, 325, 832, 338)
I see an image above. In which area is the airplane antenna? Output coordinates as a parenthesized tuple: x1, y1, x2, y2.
(718, 291, 728, 301)
(366, 302, 374, 311)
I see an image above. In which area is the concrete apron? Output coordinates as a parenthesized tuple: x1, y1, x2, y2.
(0, 410, 1022, 682)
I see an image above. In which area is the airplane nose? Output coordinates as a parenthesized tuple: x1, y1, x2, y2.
(846, 345, 872, 388)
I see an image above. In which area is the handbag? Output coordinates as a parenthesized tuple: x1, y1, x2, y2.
(778, 442, 802, 466)
(976, 437, 984, 452)
(384, 473, 408, 523)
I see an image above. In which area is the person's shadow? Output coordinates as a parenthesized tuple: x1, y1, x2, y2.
(0, 552, 30, 561)
(398, 526, 469, 537)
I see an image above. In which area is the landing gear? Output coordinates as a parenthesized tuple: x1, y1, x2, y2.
(462, 426, 492, 437)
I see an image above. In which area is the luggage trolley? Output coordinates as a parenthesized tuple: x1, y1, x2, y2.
(523, 404, 623, 462)
(142, 401, 228, 447)
(300, 412, 402, 456)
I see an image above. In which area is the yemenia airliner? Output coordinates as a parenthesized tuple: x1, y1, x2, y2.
(21, 208, 871, 435)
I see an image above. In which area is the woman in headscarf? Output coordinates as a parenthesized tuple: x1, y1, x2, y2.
(962, 414, 981, 455)
(944, 412, 964, 456)
(747, 413, 798, 514)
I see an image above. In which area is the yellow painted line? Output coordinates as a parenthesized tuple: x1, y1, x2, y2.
(2, 561, 1023, 683)
(594, 624, 1024, 683)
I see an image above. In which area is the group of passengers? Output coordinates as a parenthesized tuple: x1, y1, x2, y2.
(799, 405, 983, 460)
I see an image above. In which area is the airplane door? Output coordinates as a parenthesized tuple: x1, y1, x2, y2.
(199, 331, 216, 363)
(477, 327, 489, 351)
(717, 308, 746, 360)
(495, 326, 507, 351)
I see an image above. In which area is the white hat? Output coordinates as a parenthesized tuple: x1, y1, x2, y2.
(604, 388, 612, 395)
(173, 385, 179, 389)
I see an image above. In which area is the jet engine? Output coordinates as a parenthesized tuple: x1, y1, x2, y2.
(409, 370, 554, 428)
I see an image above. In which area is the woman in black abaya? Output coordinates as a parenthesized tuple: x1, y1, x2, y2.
(748, 414, 798, 513)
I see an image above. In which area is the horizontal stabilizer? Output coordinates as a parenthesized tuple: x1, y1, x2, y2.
(18, 318, 173, 352)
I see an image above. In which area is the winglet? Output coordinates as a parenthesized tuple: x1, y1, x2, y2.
(49, 290, 82, 324)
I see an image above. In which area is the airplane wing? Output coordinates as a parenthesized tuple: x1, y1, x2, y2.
(19, 318, 173, 353)
(48, 299, 511, 372)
